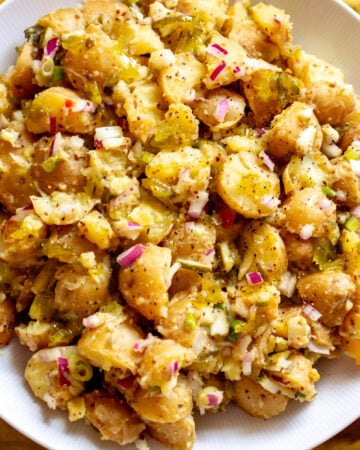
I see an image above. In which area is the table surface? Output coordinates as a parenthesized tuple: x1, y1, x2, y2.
(1, 415, 360, 450)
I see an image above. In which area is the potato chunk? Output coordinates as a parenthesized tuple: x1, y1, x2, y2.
(217, 151, 280, 219)
(83, 390, 145, 445)
(25, 87, 96, 135)
(265, 101, 323, 160)
(233, 375, 288, 419)
(118, 245, 173, 321)
(78, 311, 144, 373)
(25, 346, 91, 410)
(281, 187, 336, 238)
(128, 376, 193, 423)
(297, 271, 355, 327)
(147, 414, 196, 450)
(83, 391, 145, 445)
(0, 297, 15, 346)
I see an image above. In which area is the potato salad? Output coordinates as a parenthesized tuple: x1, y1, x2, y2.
(0, 0, 360, 448)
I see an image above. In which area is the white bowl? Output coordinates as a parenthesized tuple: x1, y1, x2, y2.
(0, 1, 360, 450)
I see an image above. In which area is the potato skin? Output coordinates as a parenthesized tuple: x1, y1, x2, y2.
(297, 271, 355, 327)
(31, 135, 88, 195)
(281, 187, 336, 238)
(83, 390, 145, 445)
(0, 297, 16, 346)
(147, 414, 196, 450)
(118, 245, 172, 321)
(128, 376, 193, 424)
(233, 375, 288, 419)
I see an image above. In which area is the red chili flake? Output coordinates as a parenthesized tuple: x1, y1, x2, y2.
(219, 207, 236, 228)
(65, 99, 74, 108)
(49, 116, 57, 135)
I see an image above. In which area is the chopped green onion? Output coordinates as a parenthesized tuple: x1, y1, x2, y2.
(345, 215, 360, 232)
(53, 65, 65, 82)
(344, 147, 360, 161)
(70, 358, 93, 382)
(184, 313, 196, 331)
(321, 186, 336, 198)
(41, 156, 59, 173)
(228, 319, 246, 342)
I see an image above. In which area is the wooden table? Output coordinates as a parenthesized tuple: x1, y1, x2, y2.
(1, 416, 359, 449)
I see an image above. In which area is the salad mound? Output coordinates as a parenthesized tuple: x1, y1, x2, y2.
(0, 0, 360, 449)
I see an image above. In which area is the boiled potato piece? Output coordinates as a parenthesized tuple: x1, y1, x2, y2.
(297, 271, 355, 327)
(265, 101, 323, 160)
(128, 376, 193, 423)
(25, 87, 96, 135)
(233, 375, 288, 419)
(281, 187, 336, 238)
(217, 151, 280, 219)
(77, 310, 144, 373)
(147, 414, 196, 450)
(0, 297, 15, 346)
(25, 346, 91, 410)
(137, 338, 195, 394)
(118, 245, 172, 321)
(53, 255, 111, 319)
(83, 390, 145, 445)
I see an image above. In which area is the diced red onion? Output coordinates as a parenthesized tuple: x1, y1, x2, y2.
(188, 190, 209, 219)
(255, 127, 266, 137)
(204, 248, 215, 257)
(259, 151, 275, 171)
(38, 347, 63, 362)
(95, 126, 123, 141)
(302, 304, 322, 321)
(233, 66, 242, 74)
(214, 98, 229, 122)
(50, 132, 62, 156)
(178, 167, 191, 182)
(319, 198, 332, 212)
(210, 61, 226, 81)
(207, 392, 222, 407)
(351, 205, 360, 218)
(135, 437, 149, 450)
(246, 271, 263, 285)
(260, 195, 280, 208)
(242, 350, 253, 376)
(117, 376, 135, 390)
(169, 360, 179, 376)
(45, 37, 60, 57)
(83, 313, 104, 329)
(57, 357, 71, 386)
(133, 342, 142, 352)
(207, 43, 228, 56)
(127, 221, 142, 230)
(350, 159, 360, 176)
(274, 15, 282, 24)
(116, 244, 146, 268)
(307, 340, 330, 355)
(49, 116, 57, 134)
(95, 139, 103, 149)
(336, 190, 347, 202)
(72, 99, 97, 113)
(165, 262, 181, 289)
(299, 224, 314, 240)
